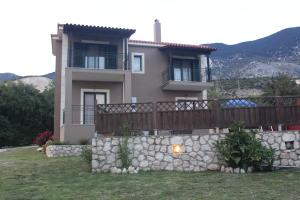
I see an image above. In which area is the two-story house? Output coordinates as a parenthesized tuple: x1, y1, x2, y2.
(51, 20, 216, 143)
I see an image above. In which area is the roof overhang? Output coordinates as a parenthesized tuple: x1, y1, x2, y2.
(51, 34, 61, 56)
(159, 45, 216, 53)
(63, 24, 136, 38)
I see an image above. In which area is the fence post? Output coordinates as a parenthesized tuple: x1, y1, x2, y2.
(214, 99, 222, 129)
(94, 105, 98, 133)
(152, 102, 158, 134)
(275, 97, 283, 127)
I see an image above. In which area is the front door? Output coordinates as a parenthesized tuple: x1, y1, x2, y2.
(83, 92, 107, 124)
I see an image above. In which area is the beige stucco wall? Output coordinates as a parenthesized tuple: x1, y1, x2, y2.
(72, 80, 123, 104)
(129, 45, 203, 102)
(53, 39, 62, 140)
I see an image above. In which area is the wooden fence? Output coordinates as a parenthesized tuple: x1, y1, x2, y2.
(95, 96, 300, 133)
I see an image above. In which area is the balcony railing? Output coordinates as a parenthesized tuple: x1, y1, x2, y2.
(162, 67, 212, 85)
(71, 53, 128, 70)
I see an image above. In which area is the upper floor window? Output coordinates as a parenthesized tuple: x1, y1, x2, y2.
(72, 42, 117, 69)
(172, 59, 199, 82)
(132, 53, 145, 73)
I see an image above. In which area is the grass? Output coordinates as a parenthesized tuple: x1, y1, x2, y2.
(1, 148, 300, 200)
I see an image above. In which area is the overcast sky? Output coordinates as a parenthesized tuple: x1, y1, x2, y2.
(0, 0, 299, 76)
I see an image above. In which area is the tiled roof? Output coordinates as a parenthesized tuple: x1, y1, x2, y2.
(129, 40, 216, 51)
(63, 23, 136, 37)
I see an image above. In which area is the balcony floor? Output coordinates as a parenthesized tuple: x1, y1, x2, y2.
(70, 67, 127, 82)
(162, 80, 214, 91)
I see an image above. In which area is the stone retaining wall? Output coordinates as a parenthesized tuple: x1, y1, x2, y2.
(92, 131, 300, 172)
(257, 131, 300, 167)
(46, 145, 90, 157)
(92, 134, 224, 172)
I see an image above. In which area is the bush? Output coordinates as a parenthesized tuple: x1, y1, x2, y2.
(118, 123, 132, 168)
(79, 138, 89, 145)
(215, 122, 275, 171)
(81, 147, 92, 164)
(34, 130, 53, 146)
(45, 140, 68, 146)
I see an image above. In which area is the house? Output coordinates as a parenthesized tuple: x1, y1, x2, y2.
(51, 20, 216, 143)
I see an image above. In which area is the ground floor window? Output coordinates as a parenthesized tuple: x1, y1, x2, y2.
(83, 92, 107, 124)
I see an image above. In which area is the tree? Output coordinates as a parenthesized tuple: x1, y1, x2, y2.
(263, 74, 300, 96)
(0, 82, 54, 147)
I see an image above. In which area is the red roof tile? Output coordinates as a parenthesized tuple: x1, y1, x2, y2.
(129, 40, 216, 51)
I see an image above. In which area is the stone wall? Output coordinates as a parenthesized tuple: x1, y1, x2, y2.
(46, 145, 90, 157)
(92, 134, 224, 172)
(92, 131, 300, 172)
(257, 131, 300, 167)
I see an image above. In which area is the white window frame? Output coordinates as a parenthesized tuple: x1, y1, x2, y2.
(131, 52, 145, 74)
(79, 89, 110, 125)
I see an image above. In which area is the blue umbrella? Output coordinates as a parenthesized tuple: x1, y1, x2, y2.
(224, 99, 257, 108)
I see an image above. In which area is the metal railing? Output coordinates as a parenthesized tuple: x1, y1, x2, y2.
(162, 67, 212, 85)
(71, 52, 128, 70)
(72, 105, 95, 125)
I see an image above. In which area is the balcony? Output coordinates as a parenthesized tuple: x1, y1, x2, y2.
(69, 52, 129, 82)
(161, 67, 213, 91)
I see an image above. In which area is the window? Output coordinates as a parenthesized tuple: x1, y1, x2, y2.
(132, 53, 145, 73)
(83, 92, 107, 124)
(172, 59, 198, 81)
(73, 42, 117, 69)
(84, 56, 105, 69)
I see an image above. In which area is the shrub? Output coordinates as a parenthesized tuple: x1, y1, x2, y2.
(34, 130, 53, 146)
(81, 147, 92, 164)
(118, 123, 132, 168)
(215, 122, 275, 171)
(45, 140, 68, 146)
(79, 138, 89, 145)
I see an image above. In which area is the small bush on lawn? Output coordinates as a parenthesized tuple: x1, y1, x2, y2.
(79, 138, 89, 145)
(118, 123, 132, 168)
(34, 130, 53, 146)
(215, 122, 275, 171)
(81, 147, 92, 164)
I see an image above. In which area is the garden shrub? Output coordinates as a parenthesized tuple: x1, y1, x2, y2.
(118, 123, 132, 168)
(81, 147, 92, 164)
(215, 122, 275, 171)
(34, 130, 53, 146)
(79, 138, 89, 145)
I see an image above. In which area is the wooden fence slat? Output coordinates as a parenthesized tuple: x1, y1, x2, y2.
(94, 97, 300, 133)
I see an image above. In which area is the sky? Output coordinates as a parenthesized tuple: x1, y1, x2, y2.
(0, 0, 299, 76)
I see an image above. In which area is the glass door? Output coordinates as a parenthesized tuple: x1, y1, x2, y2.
(83, 92, 106, 124)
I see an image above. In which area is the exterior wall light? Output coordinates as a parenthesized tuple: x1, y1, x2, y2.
(172, 144, 182, 155)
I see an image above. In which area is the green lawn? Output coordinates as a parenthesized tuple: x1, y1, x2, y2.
(1, 148, 300, 200)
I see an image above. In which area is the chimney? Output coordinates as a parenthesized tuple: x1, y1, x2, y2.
(154, 19, 161, 42)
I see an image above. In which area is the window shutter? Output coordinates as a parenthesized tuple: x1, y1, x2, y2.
(193, 60, 200, 82)
(73, 43, 85, 68)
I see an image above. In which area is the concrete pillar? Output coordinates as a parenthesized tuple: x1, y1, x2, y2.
(123, 71, 132, 103)
(198, 54, 208, 83)
(64, 69, 73, 126)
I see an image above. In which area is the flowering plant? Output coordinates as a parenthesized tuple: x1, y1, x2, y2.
(34, 130, 53, 146)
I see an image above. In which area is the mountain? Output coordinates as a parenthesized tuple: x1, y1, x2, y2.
(43, 72, 55, 80)
(13, 77, 52, 92)
(0, 73, 20, 81)
(0, 72, 55, 92)
(0, 72, 55, 81)
(209, 27, 300, 79)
